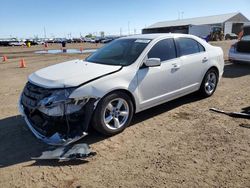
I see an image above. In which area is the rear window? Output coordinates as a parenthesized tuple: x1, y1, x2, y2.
(177, 38, 205, 56)
(241, 35, 250, 41)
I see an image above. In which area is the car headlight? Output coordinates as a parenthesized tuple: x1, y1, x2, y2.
(37, 88, 88, 117)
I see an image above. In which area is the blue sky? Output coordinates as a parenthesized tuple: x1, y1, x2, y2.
(0, 0, 249, 38)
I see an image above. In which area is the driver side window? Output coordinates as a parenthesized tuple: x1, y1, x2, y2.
(148, 38, 177, 62)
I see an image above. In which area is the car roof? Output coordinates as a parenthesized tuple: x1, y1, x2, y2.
(122, 33, 193, 40)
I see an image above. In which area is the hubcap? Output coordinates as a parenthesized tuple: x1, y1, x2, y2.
(205, 72, 217, 95)
(103, 98, 129, 130)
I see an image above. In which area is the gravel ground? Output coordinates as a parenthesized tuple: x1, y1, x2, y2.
(0, 41, 249, 188)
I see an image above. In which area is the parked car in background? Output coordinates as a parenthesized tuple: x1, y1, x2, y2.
(66, 38, 73, 43)
(83, 37, 92, 42)
(53, 38, 67, 43)
(8, 41, 26, 46)
(46, 38, 55, 43)
(93, 37, 105, 43)
(25, 40, 44, 45)
(72, 38, 83, 43)
(90, 38, 96, 43)
(225, 33, 238, 40)
(35, 40, 45, 45)
(229, 26, 250, 63)
(100, 37, 114, 43)
(19, 34, 224, 145)
(0, 39, 13, 46)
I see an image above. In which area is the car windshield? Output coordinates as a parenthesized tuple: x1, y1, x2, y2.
(86, 38, 151, 66)
(241, 35, 250, 41)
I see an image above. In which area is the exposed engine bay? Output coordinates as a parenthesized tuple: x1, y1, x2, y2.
(19, 82, 98, 145)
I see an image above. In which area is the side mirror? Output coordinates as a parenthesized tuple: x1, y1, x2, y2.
(144, 58, 161, 67)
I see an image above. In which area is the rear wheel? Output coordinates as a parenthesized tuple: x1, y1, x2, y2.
(199, 69, 218, 97)
(92, 92, 134, 136)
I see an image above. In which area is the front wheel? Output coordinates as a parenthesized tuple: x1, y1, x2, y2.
(92, 92, 134, 136)
(199, 69, 218, 97)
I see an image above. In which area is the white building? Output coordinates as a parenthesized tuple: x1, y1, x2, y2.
(142, 12, 249, 37)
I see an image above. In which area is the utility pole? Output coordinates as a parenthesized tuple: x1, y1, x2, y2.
(120, 28, 122, 36)
(181, 11, 184, 19)
(128, 21, 130, 35)
(178, 11, 184, 20)
(43, 26, 47, 39)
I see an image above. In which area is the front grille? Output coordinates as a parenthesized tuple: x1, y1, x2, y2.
(21, 82, 53, 109)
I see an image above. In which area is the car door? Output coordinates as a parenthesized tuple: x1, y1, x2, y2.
(137, 38, 182, 109)
(175, 37, 208, 92)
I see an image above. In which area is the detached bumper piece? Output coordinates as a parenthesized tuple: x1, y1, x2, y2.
(210, 108, 250, 119)
(19, 82, 96, 145)
(32, 143, 96, 162)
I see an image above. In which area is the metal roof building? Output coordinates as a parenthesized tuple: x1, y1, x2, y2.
(142, 12, 249, 37)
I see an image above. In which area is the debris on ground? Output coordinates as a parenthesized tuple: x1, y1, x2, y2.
(209, 107, 250, 119)
(239, 124, 250, 129)
(32, 143, 96, 162)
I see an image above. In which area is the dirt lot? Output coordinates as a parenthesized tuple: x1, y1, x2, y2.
(0, 41, 249, 188)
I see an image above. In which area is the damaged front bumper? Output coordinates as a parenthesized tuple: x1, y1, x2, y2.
(19, 101, 88, 145)
(19, 82, 97, 146)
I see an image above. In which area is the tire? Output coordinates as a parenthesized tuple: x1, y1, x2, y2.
(225, 34, 230, 40)
(92, 91, 134, 136)
(215, 35, 220, 41)
(199, 68, 218, 97)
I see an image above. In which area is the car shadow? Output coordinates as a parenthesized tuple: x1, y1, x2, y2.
(0, 93, 204, 168)
(241, 106, 250, 114)
(223, 62, 250, 78)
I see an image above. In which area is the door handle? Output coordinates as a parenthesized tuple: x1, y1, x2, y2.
(202, 57, 208, 63)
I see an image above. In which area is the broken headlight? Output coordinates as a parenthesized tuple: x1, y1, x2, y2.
(38, 88, 88, 117)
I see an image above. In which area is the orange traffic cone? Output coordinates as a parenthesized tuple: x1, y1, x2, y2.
(80, 47, 83, 53)
(2, 56, 7, 62)
(19, 59, 26, 68)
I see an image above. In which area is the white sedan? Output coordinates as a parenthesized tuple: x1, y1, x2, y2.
(19, 34, 224, 145)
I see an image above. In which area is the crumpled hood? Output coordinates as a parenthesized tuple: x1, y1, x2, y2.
(29, 59, 122, 88)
